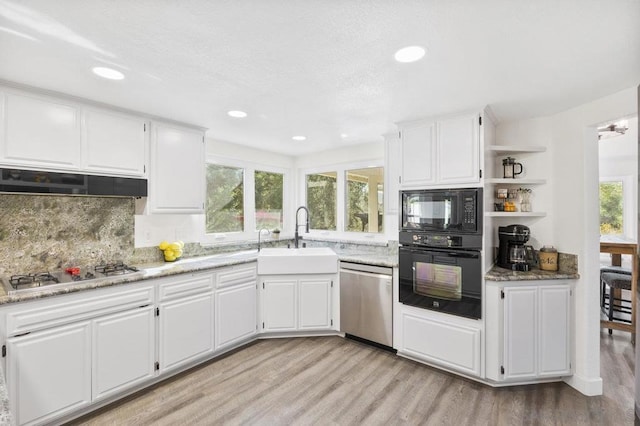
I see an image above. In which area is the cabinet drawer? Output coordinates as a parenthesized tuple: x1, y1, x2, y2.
(158, 273, 214, 301)
(216, 264, 257, 289)
(6, 286, 154, 337)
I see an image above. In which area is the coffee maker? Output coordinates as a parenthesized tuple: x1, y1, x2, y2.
(498, 224, 535, 271)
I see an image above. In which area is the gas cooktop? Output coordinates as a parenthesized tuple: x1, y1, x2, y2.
(0, 262, 144, 295)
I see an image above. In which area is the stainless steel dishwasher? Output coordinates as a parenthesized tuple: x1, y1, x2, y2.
(340, 262, 393, 347)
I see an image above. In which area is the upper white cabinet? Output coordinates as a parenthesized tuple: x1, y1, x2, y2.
(398, 111, 483, 188)
(485, 280, 572, 382)
(149, 122, 205, 214)
(0, 86, 149, 178)
(82, 108, 147, 177)
(2, 90, 82, 170)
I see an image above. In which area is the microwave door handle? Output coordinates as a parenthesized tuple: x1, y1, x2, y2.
(447, 252, 480, 259)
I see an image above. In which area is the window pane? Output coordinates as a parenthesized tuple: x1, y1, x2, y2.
(206, 164, 244, 233)
(306, 172, 337, 230)
(346, 167, 384, 233)
(599, 181, 623, 235)
(255, 170, 283, 230)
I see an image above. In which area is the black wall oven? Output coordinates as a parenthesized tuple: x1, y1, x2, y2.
(399, 188, 482, 319)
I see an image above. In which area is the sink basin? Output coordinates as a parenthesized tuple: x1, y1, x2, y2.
(257, 247, 338, 275)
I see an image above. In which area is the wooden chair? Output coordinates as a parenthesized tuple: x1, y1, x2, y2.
(601, 266, 633, 335)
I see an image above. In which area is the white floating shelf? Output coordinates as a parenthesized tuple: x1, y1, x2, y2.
(485, 212, 547, 218)
(484, 178, 547, 185)
(488, 145, 546, 154)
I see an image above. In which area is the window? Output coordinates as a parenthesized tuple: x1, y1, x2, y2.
(600, 181, 623, 235)
(255, 170, 283, 230)
(205, 160, 289, 241)
(346, 167, 384, 233)
(306, 172, 337, 230)
(205, 164, 244, 233)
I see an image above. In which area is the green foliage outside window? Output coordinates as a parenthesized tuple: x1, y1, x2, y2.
(206, 164, 244, 233)
(346, 167, 384, 233)
(255, 170, 283, 230)
(599, 181, 623, 235)
(306, 172, 337, 230)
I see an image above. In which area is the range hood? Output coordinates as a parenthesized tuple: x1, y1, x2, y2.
(0, 168, 147, 197)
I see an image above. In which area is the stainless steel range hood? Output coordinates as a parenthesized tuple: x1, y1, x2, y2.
(0, 168, 147, 197)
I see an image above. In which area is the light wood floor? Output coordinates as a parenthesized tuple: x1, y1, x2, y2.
(70, 330, 635, 425)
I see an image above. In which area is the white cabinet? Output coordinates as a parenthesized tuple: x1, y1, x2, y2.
(92, 306, 155, 401)
(399, 308, 482, 377)
(485, 281, 572, 382)
(158, 273, 215, 373)
(260, 275, 335, 333)
(82, 108, 147, 177)
(299, 278, 332, 329)
(149, 122, 205, 214)
(6, 322, 92, 426)
(262, 279, 298, 332)
(399, 112, 481, 188)
(215, 263, 257, 350)
(1, 90, 82, 170)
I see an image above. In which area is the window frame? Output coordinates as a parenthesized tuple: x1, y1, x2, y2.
(299, 160, 386, 241)
(203, 155, 291, 244)
(599, 175, 634, 238)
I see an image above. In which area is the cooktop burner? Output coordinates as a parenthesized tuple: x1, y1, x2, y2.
(1, 262, 143, 294)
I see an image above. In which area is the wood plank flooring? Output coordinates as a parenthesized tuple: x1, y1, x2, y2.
(70, 330, 635, 425)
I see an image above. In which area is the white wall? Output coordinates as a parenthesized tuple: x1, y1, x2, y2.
(598, 117, 638, 238)
(500, 86, 637, 396)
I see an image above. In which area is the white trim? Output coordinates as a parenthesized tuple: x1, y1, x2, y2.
(563, 374, 603, 396)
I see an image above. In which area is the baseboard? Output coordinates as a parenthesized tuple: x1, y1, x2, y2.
(563, 373, 603, 396)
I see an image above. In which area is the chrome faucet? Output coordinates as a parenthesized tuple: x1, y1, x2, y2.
(258, 228, 270, 252)
(294, 206, 310, 248)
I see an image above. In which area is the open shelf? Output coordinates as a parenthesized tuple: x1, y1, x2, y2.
(485, 212, 547, 218)
(488, 145, 546, 154)
(485, 178, 546, 185)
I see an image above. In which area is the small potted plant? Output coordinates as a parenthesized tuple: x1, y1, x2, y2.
(272, 228, 281, 240)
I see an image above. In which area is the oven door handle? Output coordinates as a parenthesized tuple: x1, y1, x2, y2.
(446, 252, 480, 259)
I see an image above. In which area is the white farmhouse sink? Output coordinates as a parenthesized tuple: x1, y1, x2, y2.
(257, 247, 338, 275)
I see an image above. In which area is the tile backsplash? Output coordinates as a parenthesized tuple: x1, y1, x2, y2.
(0, 194, 135, 275)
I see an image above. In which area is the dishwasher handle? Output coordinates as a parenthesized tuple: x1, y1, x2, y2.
(340, 268, 392, 282)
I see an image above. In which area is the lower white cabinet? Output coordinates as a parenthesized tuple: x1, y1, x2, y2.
(159, 292, 215, 373)
(399, 308, 482, 377)
(216, 283, 257, 349)
(485, 280, 572, 382)
(92, 307, 156, 401)
(7, 322, 92, 426)
(260, 275, 335, 333)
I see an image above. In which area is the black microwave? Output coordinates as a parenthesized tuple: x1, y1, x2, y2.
(400, 188, 482, 235)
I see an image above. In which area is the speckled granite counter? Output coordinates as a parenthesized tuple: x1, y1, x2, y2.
(0, 249, 397, 306)
(485, 265, 579, 281)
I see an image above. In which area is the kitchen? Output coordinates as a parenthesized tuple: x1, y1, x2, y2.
(0, 1, 639, 425)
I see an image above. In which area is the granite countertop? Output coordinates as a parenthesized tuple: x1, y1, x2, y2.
(485, 265, 580, 281)
(0, 249, 397, 306)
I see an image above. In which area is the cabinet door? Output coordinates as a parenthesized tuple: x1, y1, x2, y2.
(437, 113, 480, 184)
(92, 306, 155, 401)
(7, 322, 91, 426)
(216, 283, 257, 349)
(262, 280, 297, 331)
(298, 278, 331, 330)
(159, 292, 214, 372)
(150, 122, 205, 213)
(83, 108, 147, 176)
(503, 286, 537, 380)
(538, 285, 571, 377)
(401, 311, 481, 376)
(400, 122, 436, 187)
(2, 91, 81, 170)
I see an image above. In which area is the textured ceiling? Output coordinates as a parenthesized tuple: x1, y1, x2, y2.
(0, 0, 638, 156)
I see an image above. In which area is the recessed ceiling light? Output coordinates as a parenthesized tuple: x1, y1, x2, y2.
(227, 110, 247, 118)
(292, 136, 306, 141)
(92, 66, 125, 80)
(394, 46, 426, 63)
(340, 133, 348, 139)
